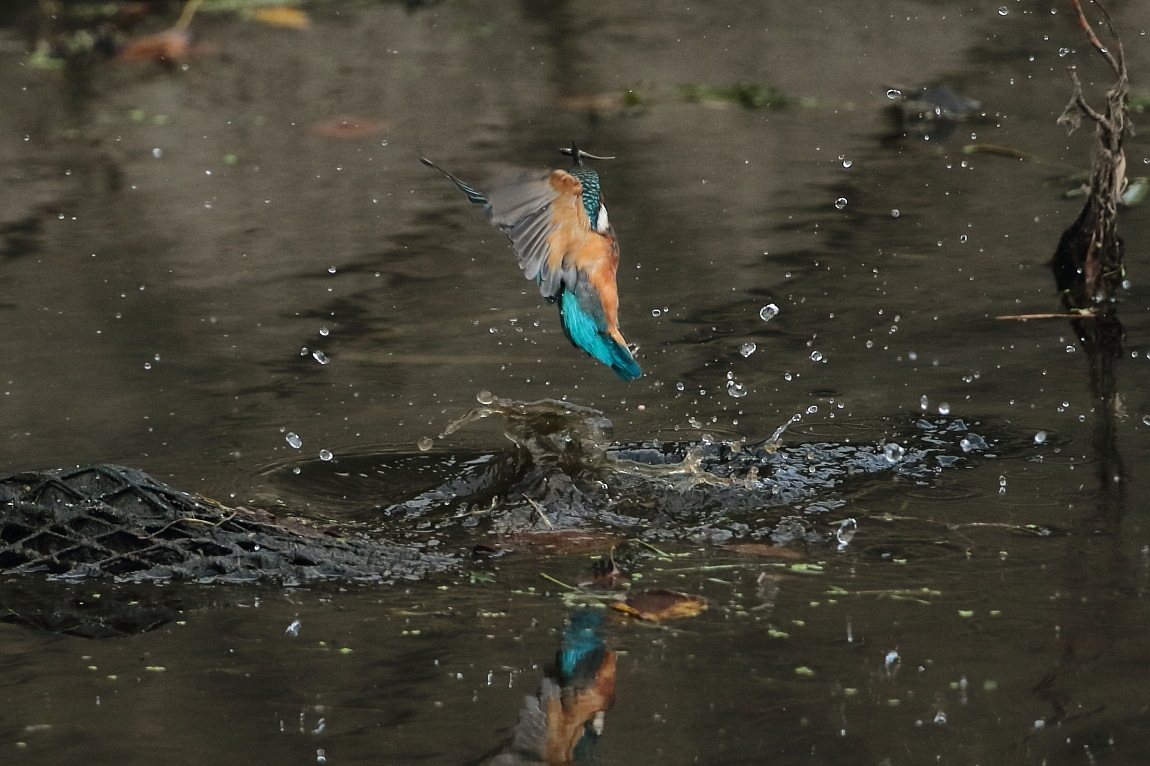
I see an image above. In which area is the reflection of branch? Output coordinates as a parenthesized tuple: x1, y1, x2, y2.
(1028, 8, 1132, 751)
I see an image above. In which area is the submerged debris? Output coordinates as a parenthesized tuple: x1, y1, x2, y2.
(883, 84, 985, 141)
(611, 589, 707, 622)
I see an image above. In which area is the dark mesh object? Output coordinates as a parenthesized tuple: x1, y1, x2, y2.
(0, 464, 454, 584)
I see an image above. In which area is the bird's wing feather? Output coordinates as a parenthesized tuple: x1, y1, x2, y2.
(486, 170, 589, 298)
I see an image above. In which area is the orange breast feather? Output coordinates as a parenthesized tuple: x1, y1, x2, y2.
(544, 170, 591, 275)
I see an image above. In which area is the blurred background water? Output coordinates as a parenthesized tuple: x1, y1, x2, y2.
(3, 1, 1150, 763)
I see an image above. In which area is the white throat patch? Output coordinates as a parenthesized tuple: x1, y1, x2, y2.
(595, 204, 610, 233)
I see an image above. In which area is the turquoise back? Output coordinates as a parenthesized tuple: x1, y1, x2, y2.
(570, 166, 601, 223)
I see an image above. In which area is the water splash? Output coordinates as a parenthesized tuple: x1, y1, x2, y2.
(835, 518, 857, 551)
(726, 380, 748, 398)
(883, 443, 907, 464)
(438, 393, 614, 470)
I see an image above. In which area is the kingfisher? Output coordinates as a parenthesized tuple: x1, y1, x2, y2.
(420, 144, 641, 381)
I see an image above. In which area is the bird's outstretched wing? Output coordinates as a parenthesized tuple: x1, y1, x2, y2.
(421, 159, 584, 299)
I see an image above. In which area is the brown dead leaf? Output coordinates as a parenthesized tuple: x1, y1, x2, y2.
(116, 27, 192, 65)
(724, 542, 805, 559)
(249, 6, 312, 30)
(611, 588, 707, 622)
(309, 116, 391, 139)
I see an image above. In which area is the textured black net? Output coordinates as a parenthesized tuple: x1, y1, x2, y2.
(0, 464, 453, 584)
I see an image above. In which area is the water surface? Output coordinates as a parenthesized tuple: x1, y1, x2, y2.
(3, 1, 1150, 763)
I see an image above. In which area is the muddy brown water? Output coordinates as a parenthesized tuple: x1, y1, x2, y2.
(3, 1, 1150, 763)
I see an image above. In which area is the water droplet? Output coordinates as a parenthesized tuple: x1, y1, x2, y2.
(885, 89, 902, 100)
(938, 402, 951, 415)
(1058, 47, 1070, 57)
(998, 474, 1007, 493)
(842, 158, 853, 169)
(311, 350, 329, 365)
(726, 381, 748, 398)
(964, 434, 988, 451)
(836, 518, 857, 550)
(890, 209, 900, 218)
(417, 436, 433, 452)
(739, 342, 757, 358)
(327, 266, 337, 274)
(834, 197, 848, 210)
(806, 405, 818, 414)
(759, 304, 780, 322)
(284, 619, 301, 637)
(675, 381, 686, 391)
(151, 147, 162, 159)
(883, 443, 906, 464)
(920, 395, 930, 411)
(1033, 431, 1047, 445)
(476, 390, 494, 405)
(285, 432, 303, 449)
(651, 308, 663, 317)
(997, 5, 1008, 16)
(319, 326, 330, 336)
(319, 449, 334, 462)
(959, 438, 973, 453)
(1142, 415, 1150, 426)
(809, 350, 824, 362)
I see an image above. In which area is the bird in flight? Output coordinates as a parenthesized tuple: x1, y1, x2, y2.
(421, 144, 641, 381)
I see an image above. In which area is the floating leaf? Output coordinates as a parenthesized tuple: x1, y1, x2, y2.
(724, 543, 804, 559)
(248, 6, 311, 30)
(611, 588, 706, 622)
(116, 0, 203, 66)
(309, 116, 391, 139)
(116, 27, 192, 65)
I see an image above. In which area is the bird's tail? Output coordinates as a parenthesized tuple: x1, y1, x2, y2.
(559, 291, 641, 381)
(420, 157, 489, 208)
